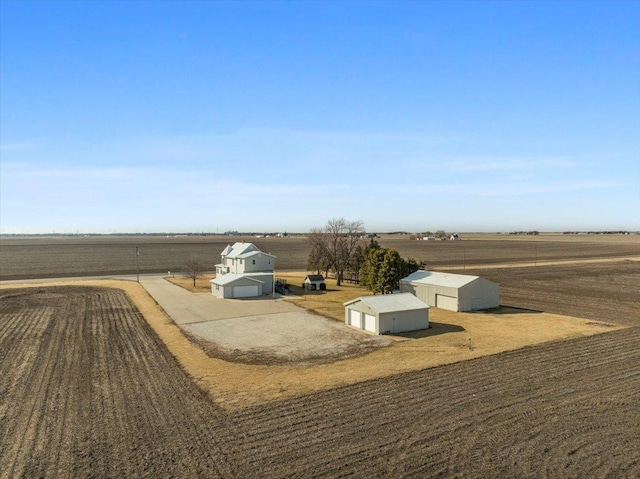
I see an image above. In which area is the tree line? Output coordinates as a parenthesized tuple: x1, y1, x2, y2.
(307, 218, 423, 294)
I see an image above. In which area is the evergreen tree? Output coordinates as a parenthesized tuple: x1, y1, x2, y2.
(360, 247, 386, 294)
(377, 249, 405, 294)
(359, 245, 424, 294)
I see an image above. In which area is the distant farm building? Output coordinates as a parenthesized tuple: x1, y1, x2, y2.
(211, 242, 275, 298)
(400, 271, 499, 312)
(303, 274, 326, 291)
(344, 293, 429, 335)
(450, 233, 460, 241)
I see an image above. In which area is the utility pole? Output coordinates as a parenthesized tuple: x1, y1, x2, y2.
(136, 246, 140, 282)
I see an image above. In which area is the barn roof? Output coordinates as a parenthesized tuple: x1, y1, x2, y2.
(344, 293, 429, 313)
(401, 270, 481, 288)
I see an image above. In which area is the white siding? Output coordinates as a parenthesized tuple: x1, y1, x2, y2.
(379, 310, 429, 334)
(436, 294, 458, 311)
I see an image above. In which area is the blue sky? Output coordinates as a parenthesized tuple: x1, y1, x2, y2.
(1, 0, 639, 233)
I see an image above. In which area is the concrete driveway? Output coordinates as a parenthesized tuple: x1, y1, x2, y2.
(139, 275, 393, 365)
(140, 275, 297, 324)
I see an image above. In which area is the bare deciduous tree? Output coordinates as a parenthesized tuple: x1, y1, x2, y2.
(184, 254, 203, 288)
(307, 218, 365, 285)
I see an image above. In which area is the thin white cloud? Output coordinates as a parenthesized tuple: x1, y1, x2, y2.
(0, 141, 36, 151)
(367, 178, 622, 198)
(424, 157, 579, 173)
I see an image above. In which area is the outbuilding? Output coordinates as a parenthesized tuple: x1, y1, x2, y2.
(303, 274, 326, 291)
(344, 293, 429, 335)
(399, 270, 499, 312)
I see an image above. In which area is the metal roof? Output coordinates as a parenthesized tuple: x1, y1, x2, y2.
(401, 270, 480, 288)
(210, 273, 265, 286)
(344, 293, 429, 313)
(305, 275, 325, 282)
(221, 242, 276, 259)
(223, 242, 258, 258)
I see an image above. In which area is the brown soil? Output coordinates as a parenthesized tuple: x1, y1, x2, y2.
(1, 233, 638, 279)
(1, 284, 638, 478)
(2, 250, 639, 477)
(458, 260, 640, 326)
(0, 286, 236, 478)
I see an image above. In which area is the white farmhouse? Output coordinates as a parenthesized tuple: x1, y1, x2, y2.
(211, 242, 275, 298)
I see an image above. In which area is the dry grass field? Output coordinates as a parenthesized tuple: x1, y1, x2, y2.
(1, 235, 639, 477)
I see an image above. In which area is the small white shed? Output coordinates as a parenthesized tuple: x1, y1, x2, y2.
(210, 273, 264, 299)
(344, 293, 429, 335)
(400, 270, 499, 312)
(303, 274, 326, 291)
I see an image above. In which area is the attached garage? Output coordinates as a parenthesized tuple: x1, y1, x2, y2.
(344, 293, 429, 335)
(399, 271, 499, 312)
(210, 273, 264, 299)
(232, 285, 260, 298)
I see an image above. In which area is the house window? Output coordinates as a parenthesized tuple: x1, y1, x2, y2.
(253, 259, 256, 265)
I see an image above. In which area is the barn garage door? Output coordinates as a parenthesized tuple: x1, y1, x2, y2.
(233, 285, 259, 298)
(436, 294, 458, 311)
(363, 313, 376, 332)
(349, 309, 361, 328)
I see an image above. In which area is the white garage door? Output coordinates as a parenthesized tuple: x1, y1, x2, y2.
(349, 309, 361, 328)
(436, 294, 458, 311)
(233, 285, 259, 298)
(363, 313, 376, 332)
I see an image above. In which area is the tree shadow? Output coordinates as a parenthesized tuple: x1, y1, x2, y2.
(393, 321, 465, 339)
(483, 305, 543, 314)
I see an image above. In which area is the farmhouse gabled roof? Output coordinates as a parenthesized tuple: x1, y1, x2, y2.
(344, 293, 429, 313)
(220, 242, 276, 259)
(401, 270, 480, 288)
(210, 273, 265, 286)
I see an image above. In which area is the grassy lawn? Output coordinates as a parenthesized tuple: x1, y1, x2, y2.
(276, 273, 369, 321)
(166, 271, 369, 320)
(167, 274, 216, 293)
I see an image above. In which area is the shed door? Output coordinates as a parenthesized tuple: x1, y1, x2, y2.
(233, 285, 259, 298)
(436, 294, 458, 311)
(349, 309, 361, 328)
(363, 313, 376, 332)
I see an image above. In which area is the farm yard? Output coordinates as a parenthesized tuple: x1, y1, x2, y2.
(1, 234, 639, 477)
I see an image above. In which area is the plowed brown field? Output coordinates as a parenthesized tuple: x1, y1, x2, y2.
(2, 277, 639, 477)
(1, 233, 638, 279)
(0, 286, 235, 478)
(2, 235, 639, 477)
